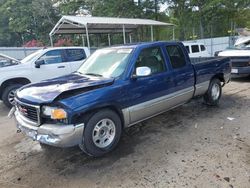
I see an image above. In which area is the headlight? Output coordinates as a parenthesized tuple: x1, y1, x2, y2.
(42, 106, 67, 120)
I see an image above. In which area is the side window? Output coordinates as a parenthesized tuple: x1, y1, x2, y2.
(135, 47, 166, 74)
(200, 45, 206, 51)
(166, 45, 186, 69)
(191, 45, 199, 53)
(185, 46, 190, 53)
(39, 50, 63, 64)
(66, 49, 86, 62)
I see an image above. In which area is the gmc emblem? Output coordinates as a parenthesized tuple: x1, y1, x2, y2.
(18, 106, 28, 115)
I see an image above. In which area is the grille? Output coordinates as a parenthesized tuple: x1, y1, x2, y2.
(16, 102, 39, 124)
(232, 61, 250, 67)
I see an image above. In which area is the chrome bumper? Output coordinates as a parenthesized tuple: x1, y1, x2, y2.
(13, 109, 84, 147)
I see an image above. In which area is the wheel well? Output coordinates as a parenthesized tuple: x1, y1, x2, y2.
(73, 106, 125, 128)
(0, 78, 31, 99)
(211, 73, 225, 83)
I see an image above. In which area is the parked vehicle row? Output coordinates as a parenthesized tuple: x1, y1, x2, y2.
(218, 36, 250, 77)
(0, 47, 90, 107)
(9, 41, 231, 157)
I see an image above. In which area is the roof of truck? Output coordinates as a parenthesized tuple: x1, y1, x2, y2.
(107, 41, 181, 49)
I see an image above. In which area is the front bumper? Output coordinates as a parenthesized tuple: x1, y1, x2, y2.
(14, 109, 84, 147)
(231, 66, 250, 77)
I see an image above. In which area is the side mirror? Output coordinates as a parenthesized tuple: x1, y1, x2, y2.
(35, 59, 45, 68)
(134, 66, 151, 78)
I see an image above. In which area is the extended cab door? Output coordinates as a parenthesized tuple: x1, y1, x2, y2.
(32, 49, 71, 82)
(65, 48, 87, 71)
(164, 44, 195, 105)
(125, 46, 176, 124)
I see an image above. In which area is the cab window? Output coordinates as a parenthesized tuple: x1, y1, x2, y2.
(185, 46, 190, 53)
(166, 45, 186, 69)
(191, 45, 199, 53)
(66, 49, 86, 62)
(200, 45, 206, 51)
(135, 47, 166, 74)
(38, 50, 64, 64)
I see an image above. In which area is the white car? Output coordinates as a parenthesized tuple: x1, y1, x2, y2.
(0, 47, 90, 107)
(183, 42, 210, 57)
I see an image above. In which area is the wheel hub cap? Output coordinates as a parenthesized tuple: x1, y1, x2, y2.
(8, 90, 16, 105)
(92, 118, 116, 148)
(211, 83, 220, 100)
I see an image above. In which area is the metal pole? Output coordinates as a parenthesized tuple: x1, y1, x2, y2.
(129, 34, 132, 43)
(150, 25, 154, 41)
(210, 25, 213, 57)
(108, 34, 111, 46)
(123, 25, 126, 44)
(50, 35, 53, 47)
(85, 24, 90, 49)
(83, 35, 85, 46)
(172, 26, 175, 41)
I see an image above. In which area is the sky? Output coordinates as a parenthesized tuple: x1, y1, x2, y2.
(160, 2, 169, 12)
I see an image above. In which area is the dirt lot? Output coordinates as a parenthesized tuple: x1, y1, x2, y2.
(0, 78, 249, 188)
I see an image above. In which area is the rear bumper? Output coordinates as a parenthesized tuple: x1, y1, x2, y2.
(231, 66, 250, 77)
(14, 109, 84, 147)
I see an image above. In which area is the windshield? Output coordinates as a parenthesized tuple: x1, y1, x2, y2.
(78, 48, 132, 78)
(21, 50, 42, 63)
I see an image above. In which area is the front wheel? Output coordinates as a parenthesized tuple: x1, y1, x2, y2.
(79, 109, 122, 157)
(204, 78, 222, 106)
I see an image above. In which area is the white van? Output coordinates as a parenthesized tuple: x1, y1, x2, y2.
(0, 47, 90, 107)
(183, 42, 210, 57)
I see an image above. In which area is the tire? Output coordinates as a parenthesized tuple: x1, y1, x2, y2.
(2, 84, 23, 108)
(79, 109, 122, 157)
(204, 78, 222, 106)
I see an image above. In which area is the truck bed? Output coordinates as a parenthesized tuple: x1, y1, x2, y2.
(191, 56, 231, 97)
(190, 57, 228, 64)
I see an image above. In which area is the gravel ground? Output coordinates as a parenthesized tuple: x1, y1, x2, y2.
(0, 78, 249, 188)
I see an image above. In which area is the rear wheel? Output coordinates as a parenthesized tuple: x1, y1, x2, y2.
(79, 109, 122, 157)
(204, 78, 222, 106)
(2, 84, 23, 108)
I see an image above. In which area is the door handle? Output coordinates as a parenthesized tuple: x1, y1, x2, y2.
(57, 66, 65, 68)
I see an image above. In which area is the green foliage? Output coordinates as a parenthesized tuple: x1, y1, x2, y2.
(0, 0, 58, 46)
(167, 0, 250, 40)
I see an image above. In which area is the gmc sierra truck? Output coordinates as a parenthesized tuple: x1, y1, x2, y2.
(10, 41, 231, 157)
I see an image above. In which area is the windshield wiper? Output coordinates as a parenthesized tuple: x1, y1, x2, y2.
(85, 73, 103, 77)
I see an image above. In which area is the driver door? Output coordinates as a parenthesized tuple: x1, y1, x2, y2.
(125, 46, 176, 124)
(32, 49, 71, 82)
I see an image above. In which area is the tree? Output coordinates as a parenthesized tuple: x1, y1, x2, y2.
(0, 0, 58, 46)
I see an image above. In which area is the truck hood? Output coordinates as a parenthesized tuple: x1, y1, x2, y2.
(16, 73, 114, 104)
(218, 49, 250, 57)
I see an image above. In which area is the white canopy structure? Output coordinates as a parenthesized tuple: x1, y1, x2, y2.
(49, 16, 175, 48)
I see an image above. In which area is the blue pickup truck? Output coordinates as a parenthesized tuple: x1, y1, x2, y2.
(10, 41, 231, 157)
